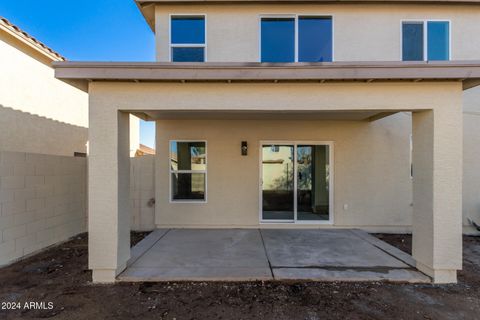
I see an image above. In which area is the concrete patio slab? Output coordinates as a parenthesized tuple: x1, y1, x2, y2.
(118, 229, 430, 283)
(260, 229, 409, 268)
(119, 229, 272, 281)
(120, 266, 272, 281)
(127, 229, 170, 267)
(349, 229, 417, 267)
(273, 268, 431, 283)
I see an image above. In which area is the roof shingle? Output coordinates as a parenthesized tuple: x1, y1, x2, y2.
(0, 17, 65, 61)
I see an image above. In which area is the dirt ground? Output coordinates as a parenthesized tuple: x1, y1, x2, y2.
(0, 233, 479, 320)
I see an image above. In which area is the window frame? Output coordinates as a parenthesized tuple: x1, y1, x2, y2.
(169, 140, 208, 203)
(258, 140, 335, 225)
(400, 19, 452, 61)
(258, 14, 335, 63)
(169, 14, 207, 62)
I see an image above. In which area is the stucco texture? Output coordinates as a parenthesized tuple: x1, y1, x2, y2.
(463, 88, 480, 233)
(155, 116, 412, 229)
(86, 80, 463, 282)
(0, 31, 88, 156)
(154, 4, 480, 62)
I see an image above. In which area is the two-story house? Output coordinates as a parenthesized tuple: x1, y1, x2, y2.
(54, 0, 480, 283)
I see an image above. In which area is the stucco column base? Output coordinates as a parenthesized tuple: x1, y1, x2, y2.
(416, 261, 457, 284)
(92, 262, 127, 283)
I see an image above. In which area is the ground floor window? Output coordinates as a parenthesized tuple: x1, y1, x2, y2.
(261, 142, 333, 223)
(169, 141, 207, 202)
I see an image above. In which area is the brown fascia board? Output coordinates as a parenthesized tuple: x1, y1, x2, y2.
(136, 0, 480, 4)
(52, 61, 480, 92)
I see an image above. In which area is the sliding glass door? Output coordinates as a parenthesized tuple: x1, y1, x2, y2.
(261, 142, 332, 223)
(261, 145, 295, 221)
(297, 145, 330, 221)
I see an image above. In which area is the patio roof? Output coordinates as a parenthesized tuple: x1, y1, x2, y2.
(53, 61, 480, 92)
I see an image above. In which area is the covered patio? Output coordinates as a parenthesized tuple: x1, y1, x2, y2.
(52, 61, 480, 284)
(119, 228, 429, 282)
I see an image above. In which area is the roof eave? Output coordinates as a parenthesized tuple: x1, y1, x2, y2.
(135, 2, 156, 32)
(52, 61, 480, 92)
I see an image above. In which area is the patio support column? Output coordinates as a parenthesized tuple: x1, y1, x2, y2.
(89, 109, 131, 283)
(412, 106, 462, 284)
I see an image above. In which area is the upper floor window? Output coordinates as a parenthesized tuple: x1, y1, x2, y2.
(170, 16, 206, 62)
(260, 16, 333, 63)
(402, 20, 450, 61)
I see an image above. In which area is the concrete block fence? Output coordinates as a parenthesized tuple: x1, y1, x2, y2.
(0, 151, 155, 266)
(0, 151, 87, 266)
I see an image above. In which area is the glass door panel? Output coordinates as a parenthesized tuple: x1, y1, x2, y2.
(297, 145, 330, 221)
(262, 144, 294, 221)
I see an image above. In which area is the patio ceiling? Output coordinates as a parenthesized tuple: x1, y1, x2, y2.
(134, 109, 399, 121)
(53, 61, 480, 92)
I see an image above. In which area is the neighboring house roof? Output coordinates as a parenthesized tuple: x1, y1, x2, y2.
(0, 17, 65, 63)
(53, 61, 480, 92)
(135, 0, 480, 31)
(135, 144, 156, 157)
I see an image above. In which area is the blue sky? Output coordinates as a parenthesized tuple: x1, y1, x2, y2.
(0, 0, 156, 148)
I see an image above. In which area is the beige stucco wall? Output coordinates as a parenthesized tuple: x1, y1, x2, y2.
(0, 151, 87, 266)
(135, 104, 480, 234)
(154, 3, 480, 62)
(149, 2, 480, 235)
(0, 33, 88, 126)
(155, 116, 412, 230)
(463, 88, 480, 234)
(86, 80, 464, 230)
(78, 79, 461, 232)
(0, 105, 88, 156)
(90, 81, 461, 112)
(87, 80, 463, 282)
(0, 31, 88, 156)
(130, 155, 156, 231)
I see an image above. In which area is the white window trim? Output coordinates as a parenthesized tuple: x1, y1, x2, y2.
(258, 14, 335, 63)
(169, 140, 208, 203)
(400, 19, 452, 61)
(169, 14, 208, 62)
(258, 141, 334, 225)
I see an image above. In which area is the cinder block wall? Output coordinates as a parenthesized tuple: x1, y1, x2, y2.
(130, 155, 155, 231)
(0, 151, 87, 266)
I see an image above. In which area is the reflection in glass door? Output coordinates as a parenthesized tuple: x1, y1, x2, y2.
(297, 145, 330, 221)
(261, 145, 294, 221)
(261, 142, 331, 223)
